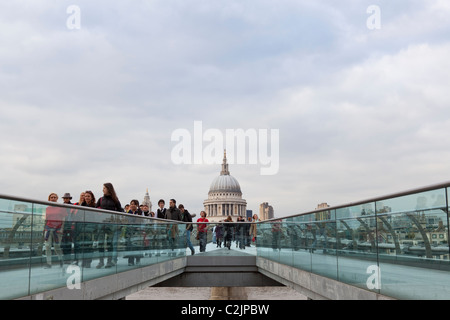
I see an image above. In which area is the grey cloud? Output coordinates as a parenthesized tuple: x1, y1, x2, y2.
(1, 1, 450, 216)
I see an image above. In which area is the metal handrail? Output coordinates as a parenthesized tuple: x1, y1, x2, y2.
(259, 180, 450, 223)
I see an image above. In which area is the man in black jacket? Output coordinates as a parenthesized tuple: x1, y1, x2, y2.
(166, 199, 181, 221)
(156, 199, 166, 219)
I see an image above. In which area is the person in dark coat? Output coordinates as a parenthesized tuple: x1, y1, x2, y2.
(96, 183, 123, 213)
(95, 183, 123, 268)
(215, 223, 224, 248)
(166, 199, 181, 256)
(223, 215, 234, 250)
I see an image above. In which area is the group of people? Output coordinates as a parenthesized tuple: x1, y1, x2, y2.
(43, 182, 259, 269)
(45, 183, 133, 269)
(212, 215, 259, 251)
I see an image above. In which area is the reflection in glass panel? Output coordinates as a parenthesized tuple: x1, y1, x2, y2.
(121, 214, 150, 270)
(336, 209, 379, 292)
(29, 202, 72, 295)
(88, 210, 119, 274)
(256, 222, 272, 259)
(62, 206, 84, 268)
(260, 220, 284, 262)
(374, 188, 450, 299)
(289, 216, 311, 271)
(336, 202, 376, 219)
(376, 188, 449, 261)
(376, 188, 447, 214)
(309, 210, 338, 280)
(75, 209, 96, 272)
(0, 199, 35, 299)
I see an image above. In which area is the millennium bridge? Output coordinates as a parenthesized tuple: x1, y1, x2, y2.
(1, 182, 449, 300)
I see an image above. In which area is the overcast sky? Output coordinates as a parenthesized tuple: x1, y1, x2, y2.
(1, 0, 450, 217)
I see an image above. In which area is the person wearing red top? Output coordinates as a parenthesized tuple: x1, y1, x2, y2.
(44, 193, 68, 269)
(197, 211, 209, 252)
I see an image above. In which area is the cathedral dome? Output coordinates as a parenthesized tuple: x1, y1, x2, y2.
(208, 151, 242, 195)
(209, 174, 242, 194)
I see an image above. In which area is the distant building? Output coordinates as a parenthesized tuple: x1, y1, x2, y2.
(259, 202, 274, 220)
(316, 203, 330, 210)
(315, 203, 331, 221)
(142, 188, 152, 212)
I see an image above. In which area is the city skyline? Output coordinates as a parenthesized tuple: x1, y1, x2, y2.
(1, 1, 450, 217)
